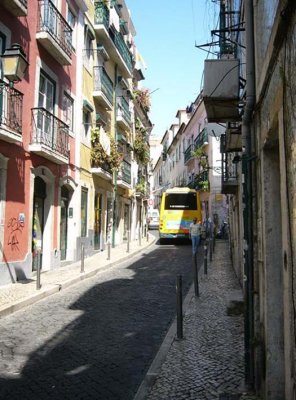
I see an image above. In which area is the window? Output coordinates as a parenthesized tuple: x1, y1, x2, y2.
(38, 71, 55, 112)
(67, 7, 76, 49)
(165, 193, 198, 211)
(83, 32, 93, 70)
(81, 188, 88, 237)
(63, 92, 74, 131)
(83, 109, 91, 137)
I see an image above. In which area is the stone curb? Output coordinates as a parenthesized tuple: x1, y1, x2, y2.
(0, 237, 157, 319)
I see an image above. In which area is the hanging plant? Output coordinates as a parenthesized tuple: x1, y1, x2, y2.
(191, 148, 208, 169)
(133, 133, 150, 165)
(135, 177, 146, 193)
(133, 88, 151, 112)
(91, 128, 123, 171)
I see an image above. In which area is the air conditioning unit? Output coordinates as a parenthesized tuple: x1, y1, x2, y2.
(203, 59, 241, 122)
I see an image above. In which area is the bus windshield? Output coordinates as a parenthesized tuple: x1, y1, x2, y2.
(164, 193, 198, 210)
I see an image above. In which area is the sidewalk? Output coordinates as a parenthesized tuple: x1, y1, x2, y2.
(0, 234, 156, 319)
(134, 240, 260, 400)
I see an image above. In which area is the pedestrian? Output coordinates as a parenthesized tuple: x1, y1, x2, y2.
(189, 218, 201, 255)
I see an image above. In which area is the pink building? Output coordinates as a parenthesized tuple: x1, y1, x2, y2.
(0, 0, 86, 285)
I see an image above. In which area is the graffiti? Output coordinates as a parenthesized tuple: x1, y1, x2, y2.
(7, 217, 24, 251)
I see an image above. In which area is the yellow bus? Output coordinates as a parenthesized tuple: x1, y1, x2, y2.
(159, 187, 202, 241)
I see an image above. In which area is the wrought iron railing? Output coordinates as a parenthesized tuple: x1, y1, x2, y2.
(37, 0, 73, 58)
(93, 66, 113, 104)
(0, 81, 23, 134)
(31, 107, 69, 158)
(112, 31, 133, 72)
(94, 1, 110, 30)
(194, 128, 208, 149)
(221, 152, 239, 183)
(120, 159, 131, 184)
(184, 144, 194, 163)
(117, 97, 131, 124)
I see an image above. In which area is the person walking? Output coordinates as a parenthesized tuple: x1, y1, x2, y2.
(189, 218, 201, 255)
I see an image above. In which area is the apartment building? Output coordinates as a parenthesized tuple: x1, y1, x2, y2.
(203, 0, 296, 397)
(0, 0, 87, 284)
(152, 95, 226, 226)
(0, 0, 152, 285)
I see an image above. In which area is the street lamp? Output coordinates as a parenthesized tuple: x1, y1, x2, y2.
(1, 44, 29, 85)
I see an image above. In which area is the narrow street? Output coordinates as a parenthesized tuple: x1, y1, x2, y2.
(0, 236, 200, 400)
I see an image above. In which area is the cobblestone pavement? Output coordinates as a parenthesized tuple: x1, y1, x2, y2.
(139, 240, 258, 400)
(0, 239, 199, 400)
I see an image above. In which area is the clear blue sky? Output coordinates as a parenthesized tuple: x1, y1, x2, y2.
(127, 0, 219, 138)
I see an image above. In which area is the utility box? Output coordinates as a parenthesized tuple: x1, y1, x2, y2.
(203, 59, 240, 122)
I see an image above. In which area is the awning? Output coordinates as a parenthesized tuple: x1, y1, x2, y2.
(83, 99, 94, 112)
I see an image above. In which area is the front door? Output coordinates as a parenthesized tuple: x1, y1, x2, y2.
(32, 177, 46, 271)
(60, 186, 69, 260)
(94, 193, 102, 250)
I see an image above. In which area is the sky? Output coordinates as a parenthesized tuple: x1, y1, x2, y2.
(127, 0, 219, 138)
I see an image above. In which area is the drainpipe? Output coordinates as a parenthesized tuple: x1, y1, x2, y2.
(112, 64, 118, 248)
(241, 0, 256, 390)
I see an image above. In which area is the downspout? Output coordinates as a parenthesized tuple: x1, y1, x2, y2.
(242, 0, 256, 389)
(112, 64, 118, 248)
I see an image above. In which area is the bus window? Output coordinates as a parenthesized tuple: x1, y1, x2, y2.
(165, 193, 198, 210)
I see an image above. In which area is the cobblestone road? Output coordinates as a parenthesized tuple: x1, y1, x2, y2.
(0, 240, 198, 400)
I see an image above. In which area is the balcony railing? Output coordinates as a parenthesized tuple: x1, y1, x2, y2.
(93, 66, 113, 105)
(0, 81, 23, 135)
(117, 97, 131, 125)
(94, 1, 110, 30)
(194, 128, 208, 149)
(31, 108, 69, 158)
(184, 144, 194, 164)
(221, 150, 239, 194)
(112, 31, 133, 72)
(37, 0, 73, 59)
(120, 159, 131, 184)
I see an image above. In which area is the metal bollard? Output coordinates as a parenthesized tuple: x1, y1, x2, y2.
(127, 230, 130, 253)
(204, 241, 208, 275)
(36, 251, 41, 290)
(146, 230, 149, 242)
(176, 274, 183, 339)
(81, 244, 85, 273)
(192, 254, 199, 297)
(209, 238, 213, 262)
(107, 242, 111, 260)
(138, 228, 141, 246)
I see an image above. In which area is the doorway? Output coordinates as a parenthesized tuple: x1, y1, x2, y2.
(94, 193, 102, 250)
(60, 185, 70, 260)
(32, 177, 46, 271)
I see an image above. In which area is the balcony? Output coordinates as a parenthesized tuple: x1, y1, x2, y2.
(225, 122, 242, 152)
(0, 81, 23, 143)
(184, 144, 194, 164)
(221, 136, 239, 194)
(36, 0, 73, 65)
(91, 162, 113, 181)
(117, 159, 131, 188)
(30, 108, 69, 164)
(2, 0, 27, 16)
(116, 97, 131, 130)
(94, 1, 133, 78)
(203, 59, 240, 122)
(194, 128, 209, 149)
(93, 66, 113, 110)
